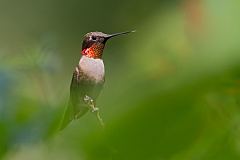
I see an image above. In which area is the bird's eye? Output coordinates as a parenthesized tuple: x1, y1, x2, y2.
(91, 36, 97, 41)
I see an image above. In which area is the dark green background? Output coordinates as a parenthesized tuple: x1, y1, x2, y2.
(1, 0, 240, 159)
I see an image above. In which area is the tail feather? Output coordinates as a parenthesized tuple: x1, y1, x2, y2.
(59, 102, 74, 131)
(59, 102, 89, 131)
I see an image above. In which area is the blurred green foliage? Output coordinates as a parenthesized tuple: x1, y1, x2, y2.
(1, 0, 240, 159)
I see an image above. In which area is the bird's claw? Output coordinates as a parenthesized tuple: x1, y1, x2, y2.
(91, 107, 99, 112)
(84, 95, 98, 112)
(83, 95, 104, 127)
(84, 95, 91, 103)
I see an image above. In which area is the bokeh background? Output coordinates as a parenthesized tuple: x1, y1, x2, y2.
(1, 0, 240, 159)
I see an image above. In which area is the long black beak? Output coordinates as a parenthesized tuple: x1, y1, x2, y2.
(105, 30, 135, 39)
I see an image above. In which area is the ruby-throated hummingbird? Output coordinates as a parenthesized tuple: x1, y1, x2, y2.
(60, 31, 134, 130)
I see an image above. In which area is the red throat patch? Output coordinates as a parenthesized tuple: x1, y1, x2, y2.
(81, 43, 104, 59)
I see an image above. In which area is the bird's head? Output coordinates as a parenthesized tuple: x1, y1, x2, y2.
(81, 31, 135, 59)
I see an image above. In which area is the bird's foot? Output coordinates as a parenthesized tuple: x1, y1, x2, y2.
(83, 95, 92, 104)
(84, 95, 105, 127)
(91, 107, 99, 113)
(84, 95, 98, 112)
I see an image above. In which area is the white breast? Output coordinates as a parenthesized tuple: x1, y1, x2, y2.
(79, 56, 105, 83)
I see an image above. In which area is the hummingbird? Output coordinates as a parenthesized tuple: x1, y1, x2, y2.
(60, 31, 134, 130)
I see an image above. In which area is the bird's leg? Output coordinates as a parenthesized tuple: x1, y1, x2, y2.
(84, 95, 98, 112)
(84, 95, 104, 127)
